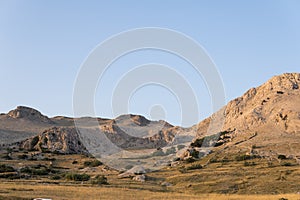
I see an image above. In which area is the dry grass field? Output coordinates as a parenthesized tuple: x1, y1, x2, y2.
(1, 149, 300, 199)
(0, 182, 299, 200)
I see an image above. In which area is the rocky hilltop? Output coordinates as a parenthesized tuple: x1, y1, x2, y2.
(7, 106, 53, 124)
(191, 73, 300, 160)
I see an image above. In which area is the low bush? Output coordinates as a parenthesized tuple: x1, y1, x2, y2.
(17, 154, 28, 160)
(184, 157, 197, 163)
(281, 162, 293, 167)
(2, 154, 12, 160)
(186, 163, 203, 170)
(178, 167, 187, 174)
(84, 160, 103, 167)
(91, 175, 108, 185)
(0, 164, 15, 173)
(20, 165, 56, 176)
(20, 166, 50, 175)
(72, 160, 78, 164)
(65, 173, 90, 181)
(278, 155, 287, 160)
(235, 154, 260, 161)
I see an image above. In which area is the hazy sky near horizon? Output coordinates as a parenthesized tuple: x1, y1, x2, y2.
(0, 1, 299, 126)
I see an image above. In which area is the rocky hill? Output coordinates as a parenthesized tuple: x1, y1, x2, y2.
(0, 107, 183, 154)
(1, 73, 299, 160)
(7, 106, 53, 124)
(191, 73, 300, 160)
(20, 127, 88, 154)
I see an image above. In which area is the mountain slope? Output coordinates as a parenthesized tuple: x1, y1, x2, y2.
(192, 73, 300, 160)
(0, 107, 182, 153)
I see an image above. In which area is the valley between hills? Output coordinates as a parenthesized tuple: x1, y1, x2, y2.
(0, 73, 299, 200)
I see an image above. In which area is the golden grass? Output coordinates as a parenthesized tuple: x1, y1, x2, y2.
(0, 182, 299, 200)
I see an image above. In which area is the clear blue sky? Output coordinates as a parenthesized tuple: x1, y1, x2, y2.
(0, 0, 299, 126)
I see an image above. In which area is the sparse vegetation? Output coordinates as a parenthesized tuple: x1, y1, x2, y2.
(19, 165, 57, 176)
(191, 131, 230, 148)
(281, 162, 293, 167)
(235, 154, 260, 161)
(186, 163, 203, 170)
(278, 155, 287, 160)
(0, 164, 15, 173)
(244, 161, 256, 166)
(83, 160, 103, 167)
(91, 175, 108, 185)
(65, 173, 90, 181)
(2, 154, 12, 160)
(184, 157, 197, 163)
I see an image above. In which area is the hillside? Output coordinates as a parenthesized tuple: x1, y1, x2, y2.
(0, 106, 187, 154)
(189, 73, 300, 162)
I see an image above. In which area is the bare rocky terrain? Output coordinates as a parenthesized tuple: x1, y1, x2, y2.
(190, 73, 300, 162)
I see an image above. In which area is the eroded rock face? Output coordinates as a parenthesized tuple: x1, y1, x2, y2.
(190, 73, 300, 159)
(20, 127, 88, 154)
(7, 106, 53, 124)
(99, 117, 178, 150)
(195, 73, 300, 136)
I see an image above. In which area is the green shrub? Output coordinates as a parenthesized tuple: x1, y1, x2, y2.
(65, 173, 90, 181)
(25, 168, 49, 175)
(281, 162, 293, 167)
(20, 165, 51, 175)
(91, 175, 108, 185)
(178, 167, 187, 173)
(278, 155, 287, 160)
(235, 154, 260, 161)
(83, 160, 103, 167)
(0, 164, 15, 173)
(184, 157, 196, 163)
(190, 150, 199, 158)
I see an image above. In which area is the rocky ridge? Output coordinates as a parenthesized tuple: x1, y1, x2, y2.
(189, 73, 300, 160)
